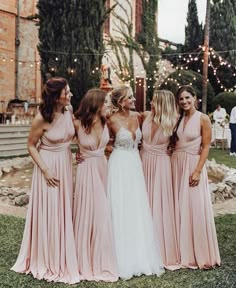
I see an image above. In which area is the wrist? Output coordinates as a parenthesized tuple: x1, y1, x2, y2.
(42, 167, 49, 174)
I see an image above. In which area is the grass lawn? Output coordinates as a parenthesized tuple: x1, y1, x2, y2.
(0, 214, 235, 288)
(208, 148, 236, 169)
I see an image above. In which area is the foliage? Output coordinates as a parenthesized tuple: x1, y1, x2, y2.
(212, 92, 236, 114)
(137, 0, 159, 106)
(184, 0, 203, 52)
(1, 213, 236, 287)
(160, 70, 215, 112)
(108, 0, 159, 106)
(210, 0, 236, 65)
(37, 0, 107, 109)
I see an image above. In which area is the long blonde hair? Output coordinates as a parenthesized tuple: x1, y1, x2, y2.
(151, 90, 178, 137)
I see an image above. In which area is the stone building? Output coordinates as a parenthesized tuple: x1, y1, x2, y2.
(0, 0, 41, 110)
(0, 0, 157, 111)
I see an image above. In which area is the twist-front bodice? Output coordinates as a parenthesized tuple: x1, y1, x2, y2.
(77, 124, 109, 158)
(39, 109, 74, 152)
(114, 127, 142, 151)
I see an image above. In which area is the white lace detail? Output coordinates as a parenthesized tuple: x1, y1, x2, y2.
(114, 127, 142, 150)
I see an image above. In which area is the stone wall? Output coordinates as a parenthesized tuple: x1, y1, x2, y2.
(0, 0, 41, 106)
(0, 5, 16, 103)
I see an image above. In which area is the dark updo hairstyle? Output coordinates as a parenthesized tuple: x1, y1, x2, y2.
(74, 88, 106, 133)
(169, 85, 197, 149)
(39, 77, 68, 123)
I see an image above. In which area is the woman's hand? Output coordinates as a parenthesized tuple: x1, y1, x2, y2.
(76, 150, 84, 164)
(189, 170, 201, 187)
(43, 169, 60, 187)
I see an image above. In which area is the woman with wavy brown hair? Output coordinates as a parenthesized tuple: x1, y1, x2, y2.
(11, 77, 80, 284)
(73, 88, 118, 282)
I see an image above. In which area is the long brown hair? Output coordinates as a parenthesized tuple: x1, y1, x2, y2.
(169, 85, 197, 149)
(39, 77, 68, 123)
(74, 88, 106, 133)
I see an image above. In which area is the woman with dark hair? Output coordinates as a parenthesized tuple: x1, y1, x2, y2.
(73, 88, 118, 282)
(11, 77, 80, 284)
(140, 90, 180, 270)
(170, 85, 221, 269)
(107, 85, 164, 280)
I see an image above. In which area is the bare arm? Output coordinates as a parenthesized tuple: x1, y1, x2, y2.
(28, 114, 59, 187)
(189, 114, 211, 187)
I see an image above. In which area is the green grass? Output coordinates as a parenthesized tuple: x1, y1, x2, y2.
(208, 148, 236, 169)
(0, 214, 235, 288)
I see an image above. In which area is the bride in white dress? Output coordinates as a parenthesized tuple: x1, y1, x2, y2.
(107, 86, 164, 280)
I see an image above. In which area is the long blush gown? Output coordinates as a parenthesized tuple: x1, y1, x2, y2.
(107, 122, 164, 280)
(73, 124, 118, 282)
(11, 109, 80, 284)
(141, 114, 180, 270)
(171, 110, 221, 269)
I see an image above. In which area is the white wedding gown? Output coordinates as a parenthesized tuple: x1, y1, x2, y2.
(107, 126, 164, 280)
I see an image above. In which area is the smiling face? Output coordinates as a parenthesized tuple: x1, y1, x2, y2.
(58, 84, 72, 107)
(178, 90, 196, 112)
(120, 88, 136, 110)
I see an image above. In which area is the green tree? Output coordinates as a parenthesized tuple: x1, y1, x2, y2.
(137, 0, 159, 105)
(37, 0, 107, 108)
(210, 0, 236, 65)
(184, 0, 203, 52)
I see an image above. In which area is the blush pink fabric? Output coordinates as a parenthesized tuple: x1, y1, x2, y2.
(11, 109, 80, 284)
(141, 114, 180, 270)
(73, 124, 118, 282)
(171, 110, 221, 269)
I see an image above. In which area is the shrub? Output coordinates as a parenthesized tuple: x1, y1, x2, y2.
(212, 92, 236, 114)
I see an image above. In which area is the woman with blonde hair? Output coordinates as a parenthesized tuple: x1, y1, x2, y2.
(140, 90, 180, 270)
(73, 88, 118, 282)
(107, 85, 164, 280)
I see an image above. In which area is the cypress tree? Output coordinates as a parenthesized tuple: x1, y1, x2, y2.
(37, 0, 106, 108)
(210, 0, 236, 64)
(137, 0, 159, 105)
(184, 0, 203, 52)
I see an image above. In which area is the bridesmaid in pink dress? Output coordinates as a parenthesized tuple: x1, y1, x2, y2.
(170, 85, 221, 269)
(11, 77, 80, 284)
(73, 89, 118, 282)
(140, 90, 180, 270)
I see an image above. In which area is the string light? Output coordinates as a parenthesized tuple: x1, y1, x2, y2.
(1, 47, 236, 91)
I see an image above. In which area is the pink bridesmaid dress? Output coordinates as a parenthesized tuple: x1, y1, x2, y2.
(171, 110, 221, 269)
(11, 109, 80, 284)
(73, 123, 118, 282)
(141, 114, 180, 270)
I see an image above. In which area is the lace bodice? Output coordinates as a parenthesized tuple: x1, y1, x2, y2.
(114, 127, 142, 150)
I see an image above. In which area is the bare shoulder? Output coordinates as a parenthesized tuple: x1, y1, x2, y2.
(108, 113, 119, 123)
(32, 112, 47, 128)
(142, 111, 151, 120)
(73, 118, 80, 130)
(200, 113, 211, 126)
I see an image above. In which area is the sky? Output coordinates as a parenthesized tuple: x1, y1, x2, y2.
(158, 0, 207, 44)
